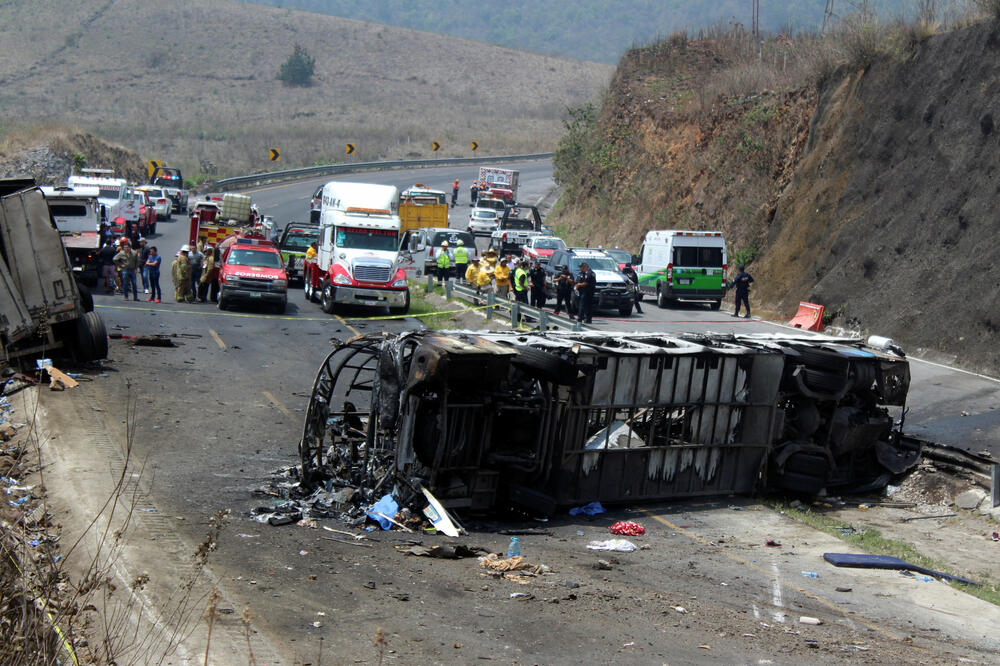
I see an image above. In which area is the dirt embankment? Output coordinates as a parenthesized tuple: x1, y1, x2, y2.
(551, 22, 1000, 373)
(759, 21, 1000, 372)
(0, 126, 145, 185)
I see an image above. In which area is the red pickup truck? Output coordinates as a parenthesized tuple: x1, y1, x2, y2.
(217, 238, 288, 314)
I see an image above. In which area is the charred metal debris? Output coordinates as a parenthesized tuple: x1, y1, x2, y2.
(265, 330, 919, 522)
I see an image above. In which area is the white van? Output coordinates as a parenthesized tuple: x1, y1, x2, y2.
(636, 230, 727, 309)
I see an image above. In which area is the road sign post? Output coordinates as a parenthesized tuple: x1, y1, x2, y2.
(345, 143, 356, 155)
(431, 141, 441, 152)
(146, 160, 161, 180)
(269, 148, 281, 162)
(471, 141, 479, 152)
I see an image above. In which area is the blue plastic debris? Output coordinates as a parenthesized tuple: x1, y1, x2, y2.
(366, 494, 399, 530)
(9, 496, 28, 507)
(569, 501, 606, 517)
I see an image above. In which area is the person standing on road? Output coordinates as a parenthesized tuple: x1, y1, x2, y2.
(730, 264, 754, 318)
(172, 246, 194, 303)
(146, 246, 162, 303)
(453, 240, 469, 283)
(575, 262, 596, 324)
(436, 240, 452, 283)
(99, 240, 118, 293)
(137, 238, 151, 295)
(553, 265, 575, 315)
(470, 182, 478, 206)
(188, 244, 205, 297)
(494, 258, 511, 299)
(451, 179, 460, 207)
(198, 245, 219, 303)
(528, 260, 547, 308)
(512, 259, 529, 304)
(114, 241, 140, 301)
(621, 262, 643, 315)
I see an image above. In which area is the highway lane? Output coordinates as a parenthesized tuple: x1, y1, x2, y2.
(94, 158, 1000, 459)
(70, 159, 1000, 661)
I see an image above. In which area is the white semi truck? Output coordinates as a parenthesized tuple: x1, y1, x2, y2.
(302, 182, 410, 315)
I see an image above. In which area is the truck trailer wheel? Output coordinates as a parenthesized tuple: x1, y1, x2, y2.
(321, 283, 336, 314)
(73, 311, 108, 361)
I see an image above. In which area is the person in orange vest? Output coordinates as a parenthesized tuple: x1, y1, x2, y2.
(451, 179, 460, 207)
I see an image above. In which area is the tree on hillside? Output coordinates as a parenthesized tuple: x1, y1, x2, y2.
(278, 44, 316, 86)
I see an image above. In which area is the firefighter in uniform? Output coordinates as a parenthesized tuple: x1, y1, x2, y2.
(172, 245, 194, 303)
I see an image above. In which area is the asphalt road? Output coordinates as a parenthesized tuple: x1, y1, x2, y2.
(70, 159, 1000, 662)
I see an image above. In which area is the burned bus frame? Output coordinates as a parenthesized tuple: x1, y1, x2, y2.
(300, 331, 917, 514)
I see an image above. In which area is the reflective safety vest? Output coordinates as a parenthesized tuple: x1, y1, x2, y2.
(454, 246, 468, 263)
(513, 267, 528, 292)
(436, 250, 451, 269)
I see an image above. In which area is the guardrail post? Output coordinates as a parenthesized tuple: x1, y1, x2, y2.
(538, 310, 549, 331)
(511, 301, 519, 327)
(445, 279, 453, 300)
(993, 464, 999, 508)
(486, 291, 495, 320)
(425, 275, 434, 294)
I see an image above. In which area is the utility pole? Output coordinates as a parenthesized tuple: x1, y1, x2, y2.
(823, 0, 835, 33)
(752, 0, 760, 40)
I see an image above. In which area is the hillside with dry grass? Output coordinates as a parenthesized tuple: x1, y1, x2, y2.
(550, 9, 1000, 372)
(0, 0, 612, 178)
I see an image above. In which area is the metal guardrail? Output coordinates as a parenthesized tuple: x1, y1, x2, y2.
(214, 153, 553, 190)
(441, 279, 590, 332)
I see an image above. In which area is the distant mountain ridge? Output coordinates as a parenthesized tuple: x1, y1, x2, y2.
(245, 0, 916, 63)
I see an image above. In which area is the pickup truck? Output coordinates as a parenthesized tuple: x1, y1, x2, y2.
(41, 185, 102, 286)
(217, 238, 288, 314)
(278, 222, 319, 285)
(150, 166, 188, 213)
(489, 204, 541, 256)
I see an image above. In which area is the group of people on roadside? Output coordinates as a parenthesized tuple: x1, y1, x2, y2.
(100, 236, 163, 302)
(98, 235, 221, 305)
(455, 249, 599, 324)
(170, 241, 221, 304)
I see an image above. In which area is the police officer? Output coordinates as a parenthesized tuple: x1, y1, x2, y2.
(528, 260, 547, 308)
(436, 240, 452, 283)
(575, 262, 596, 324)
(621, 262, 643, 314)
(512, 259, 529, 304)
(730, 264, 754, 318)
(552, 265, 575, 315)
(453, 239, 469, 283)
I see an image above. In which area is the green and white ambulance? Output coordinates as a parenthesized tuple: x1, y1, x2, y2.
(636, 230, 727, 310)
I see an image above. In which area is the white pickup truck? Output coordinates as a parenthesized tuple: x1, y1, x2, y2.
(488, 204, 541, 255)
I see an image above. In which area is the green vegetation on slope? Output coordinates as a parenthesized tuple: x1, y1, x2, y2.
(246, 0, 922, 64)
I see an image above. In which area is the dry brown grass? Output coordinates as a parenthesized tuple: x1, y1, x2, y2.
(0, 0, 612, 176)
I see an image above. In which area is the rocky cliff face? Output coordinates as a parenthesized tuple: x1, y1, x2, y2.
(551, 22, 1000, 373)
(0, 128, 145, 185)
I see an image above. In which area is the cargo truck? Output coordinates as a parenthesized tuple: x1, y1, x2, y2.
(398, 184, 449, 234)
(302, 182, 409, 315)
(0, 179, 108, 364)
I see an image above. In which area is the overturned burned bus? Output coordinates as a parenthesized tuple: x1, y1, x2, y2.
(300, 331, 918, 514)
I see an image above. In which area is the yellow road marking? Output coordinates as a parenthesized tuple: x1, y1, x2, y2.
(208, 328, 227, 350)
(263, 391, 294, 419)
(335, 314, 360, 336)
(639, 508, 902, 641)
